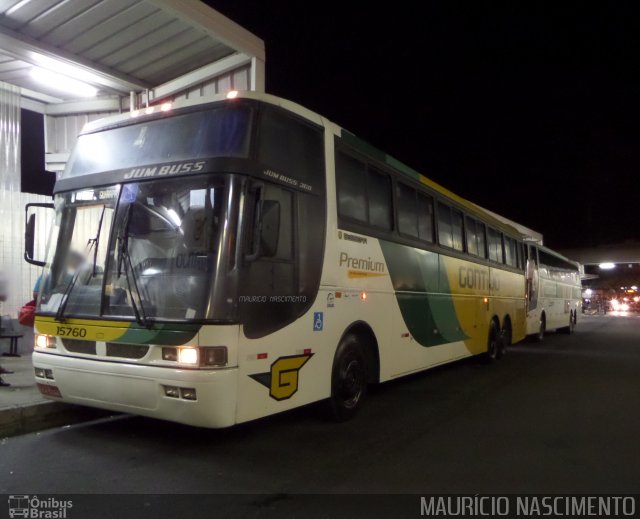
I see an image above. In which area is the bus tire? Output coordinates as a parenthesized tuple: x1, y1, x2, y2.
(326, 334, 368, 422)
(559, 311, 575, 334)
(499, 318, 512, 358)
(536, 314, 546, 342)
(485, 320, 503, 362)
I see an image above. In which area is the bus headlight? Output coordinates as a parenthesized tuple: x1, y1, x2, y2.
(162, 346, 227, 367)
(177, 347, 198, 365)
(201, 346, 227, 366)
(35, 334, 56, 349)
(162, 347, 178, 362)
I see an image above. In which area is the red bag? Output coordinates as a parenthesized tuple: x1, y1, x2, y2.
(18, 299, 36, 327)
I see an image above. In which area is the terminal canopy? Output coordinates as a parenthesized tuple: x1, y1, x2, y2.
(0, 0, 265, 112)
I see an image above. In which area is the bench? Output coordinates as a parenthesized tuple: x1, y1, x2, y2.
(1, 317, 23, 357)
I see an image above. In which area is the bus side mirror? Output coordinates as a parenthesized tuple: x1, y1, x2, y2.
(259, 200, 280, 258)
(245, 190, 281, 262)
(24, 203, 54, 267)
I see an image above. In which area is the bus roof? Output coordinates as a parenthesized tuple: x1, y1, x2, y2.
(526, 240, 581, 269)
(78, 90, 524, 238)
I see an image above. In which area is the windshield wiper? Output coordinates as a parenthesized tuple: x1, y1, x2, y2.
(54, 261, 85, 323)
(116, 204, 150, 327)
(88, 206, 106, 276)
(55, 206, 107, 322)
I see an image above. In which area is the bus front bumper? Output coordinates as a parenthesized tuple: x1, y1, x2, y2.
(33, 351, 238, 428)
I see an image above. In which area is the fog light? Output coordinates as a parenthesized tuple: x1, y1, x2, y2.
(162, 347, 178, 361)
(202, 346, 227, 366)
(178, 347, 198, 365)
(34, 367, 46, 378)
(44, 369, 54, 380)
(35, 334, 56, 349)
(164, 385, 180, 398)
(180, 387, 197, 401)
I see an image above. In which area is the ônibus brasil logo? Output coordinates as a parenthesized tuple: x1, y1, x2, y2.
(7, 495, 73, 518)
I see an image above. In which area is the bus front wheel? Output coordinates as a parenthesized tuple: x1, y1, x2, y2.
(326, 334, 368, 422)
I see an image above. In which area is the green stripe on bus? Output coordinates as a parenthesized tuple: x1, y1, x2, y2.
(380, 241, 468, 347)
(118, 322, 200, 345)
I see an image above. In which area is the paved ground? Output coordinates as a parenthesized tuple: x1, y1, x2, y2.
(0, 344, 108, 438)
(1, 353, 45, 408)
(1, 314, 639, 502)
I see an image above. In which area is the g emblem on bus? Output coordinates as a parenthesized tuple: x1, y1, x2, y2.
(250, 354, 313, 401)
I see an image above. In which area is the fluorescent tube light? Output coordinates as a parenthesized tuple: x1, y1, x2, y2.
(30, 67, 98, 98)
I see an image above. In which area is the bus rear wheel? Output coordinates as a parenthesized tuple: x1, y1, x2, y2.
(559, 311, 575, 334)
(485, 321, 503, 362)
(500, 320, 512, 358)
(535, 315, 546, 342)
(326, 334, 368, 422)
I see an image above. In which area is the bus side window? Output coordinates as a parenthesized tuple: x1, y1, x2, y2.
(437, 202, 453, 249)
(488, 227, 503, 263)
(367, 167, 392, 230)
(336, 152, 367, 223)
(417, 193, 434, 242)
(451, 209, 464, 251)
(397, 184, 434, 244)
(477, 222, 487, 259)
(466, 217, 478, 256)
(240, 183, 297, 338)
(258, 106, 324, 189)
(504, 237, 517, 267)
(263, 185, 293, 260)
(397, 182, 418, 237)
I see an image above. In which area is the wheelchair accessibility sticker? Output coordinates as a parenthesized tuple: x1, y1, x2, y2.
(313, 312, 323, 331)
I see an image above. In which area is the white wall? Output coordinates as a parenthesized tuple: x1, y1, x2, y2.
(0, 82, 54, 317)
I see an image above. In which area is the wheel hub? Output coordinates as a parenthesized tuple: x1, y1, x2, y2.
(338, 357, 363, 408)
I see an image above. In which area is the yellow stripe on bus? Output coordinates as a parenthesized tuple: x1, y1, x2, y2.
(35, 316, 130, 342)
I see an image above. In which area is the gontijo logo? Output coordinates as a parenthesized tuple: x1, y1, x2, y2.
(250, 354, 314, 401)
(8, 495, 73, 518)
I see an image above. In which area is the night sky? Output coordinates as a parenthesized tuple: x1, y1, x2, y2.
(208, 1, 638, 249)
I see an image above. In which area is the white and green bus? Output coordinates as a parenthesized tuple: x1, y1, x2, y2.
(27, 91, 538, 428)
(525, 242, 581, 340)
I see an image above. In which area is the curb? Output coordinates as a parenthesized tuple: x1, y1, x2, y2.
(0, 401, 113, 438)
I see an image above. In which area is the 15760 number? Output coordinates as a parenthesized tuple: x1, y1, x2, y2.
(56, 326, 87, 338)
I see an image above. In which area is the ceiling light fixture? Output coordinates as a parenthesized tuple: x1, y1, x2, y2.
(30, 67, 97, 98)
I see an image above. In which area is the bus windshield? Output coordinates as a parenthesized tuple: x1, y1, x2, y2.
(39, 175, 240, 322)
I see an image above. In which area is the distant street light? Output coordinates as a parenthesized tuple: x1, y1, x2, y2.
(599, 263, 616, 270)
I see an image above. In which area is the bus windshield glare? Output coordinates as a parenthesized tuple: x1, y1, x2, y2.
(64, 105, 252, 178)
(39, 175, 241, 322)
